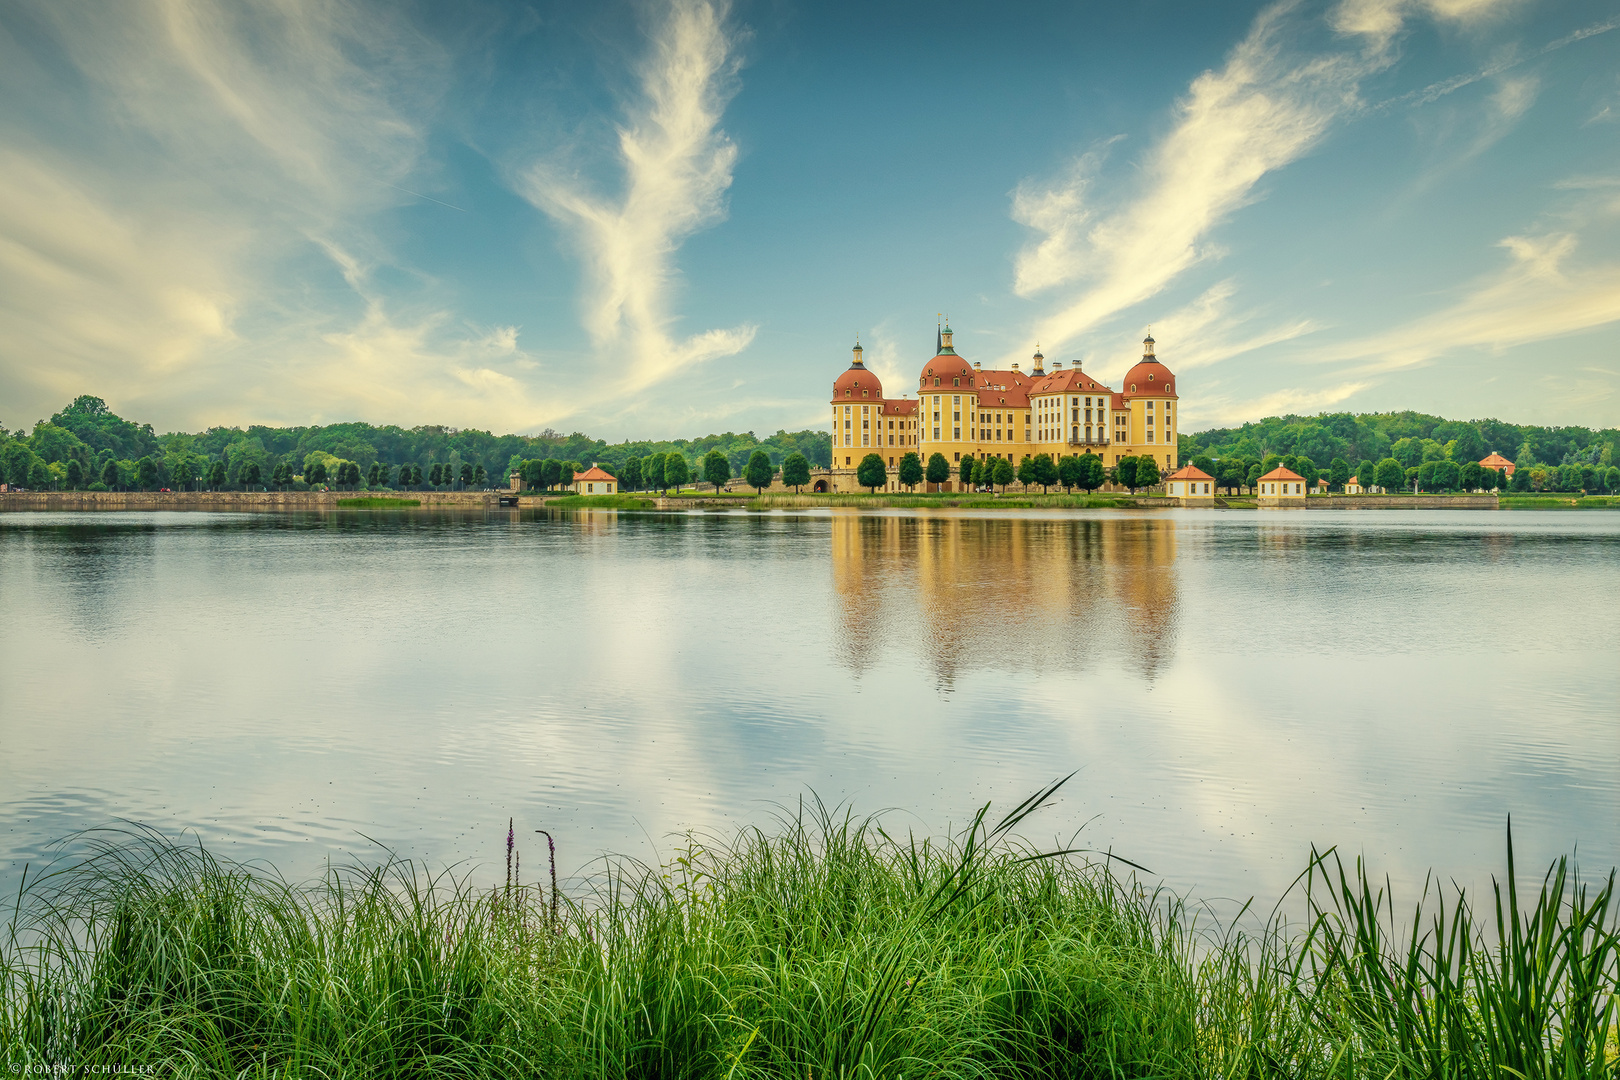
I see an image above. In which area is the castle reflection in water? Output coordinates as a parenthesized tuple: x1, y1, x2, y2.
(830, 511, 1180, 684)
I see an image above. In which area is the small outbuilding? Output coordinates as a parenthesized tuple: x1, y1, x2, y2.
(571, 465, 617, 495)
(1479, 451, 1515, 477)
(1163, 464, 1215, 504)
(1257, 466, 1307, 507)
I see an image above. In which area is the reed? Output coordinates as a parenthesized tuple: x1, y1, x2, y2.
(2, 798, 1615, 1078)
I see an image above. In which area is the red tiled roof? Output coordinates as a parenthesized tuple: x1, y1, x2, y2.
(884, 399, 918, 415)
(1258, 466, 1304, 482)
(834, 365, 884, 398)
(1028, 367, 1116, 396)
(1122, 359, 1178, 399)
(575, 465, 616, 481)
(1479, 452, 1515, 472)
(917, 353, 977, 386)
(1165, 465, 1213, 481)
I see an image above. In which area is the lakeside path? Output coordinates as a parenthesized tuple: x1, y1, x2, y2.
(1, 491, 1615, 512)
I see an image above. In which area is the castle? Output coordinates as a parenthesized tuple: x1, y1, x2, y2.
(826, 324, 1180, 492)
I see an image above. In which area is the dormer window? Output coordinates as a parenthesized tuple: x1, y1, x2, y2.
(934, 377, 940, 386)
(845, 390, 851, 397)
(953, 378, 959, 387)
(1131, 384, 1137, 393)
(1148, 373, 1155, 381)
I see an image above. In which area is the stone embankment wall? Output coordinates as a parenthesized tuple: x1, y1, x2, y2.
(1302, 495, 1499, 510)
(0, 491, 499, 511)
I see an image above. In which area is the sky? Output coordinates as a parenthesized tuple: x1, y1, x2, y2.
(0, 0, 1617, 439)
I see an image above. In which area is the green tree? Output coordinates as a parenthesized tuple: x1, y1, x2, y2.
(1016, 456, 1037, 490)
(136, 456, 159, 490)
(991, 458, 1015, 491)
(895, 452, 922, 490)
(663, 454, 690, 492)
(1217, 460, 1244, 495)
(1245, 463, 1262, 492)
(1030, 454, 1060, 493)
(541, 458, 562, 491)
(782, 451, 811, 492)
(959, 454, 975, 486)
(856, 453, 887, 493)
(1328, 457, 1350, 491)
(1606, 466, 1620, 494)
(1078, 453, 1106, 493)
(925, 452, 950, 487)
(1191, 454, 1216, 478)
(745, 449, 774, 493)
(429, 463, 443, 488)
(1356, 459, 1376, 491)
(621, 456, 643, 492)
(1115, 456, 1139, 493)
(460, 462, 474, 488)
(1458, 461, 1483, 491)
(65, 458, 83, 489)
(1057, 455, 1081, 492)
(703, 448, 731, 493)
(242, 462, 263, 489)
(26, 456, 50, 489)
(643, 453, 665, 494)
(1371, 458, 1401, 493)
(558, 461, 578, 489)
(1136, 456, 1162, 490)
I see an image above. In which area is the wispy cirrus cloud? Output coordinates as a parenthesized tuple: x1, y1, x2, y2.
(1315, 230, 1620, 374)
(520, 0, 756, 397)
(1006, 0, 1527, 365)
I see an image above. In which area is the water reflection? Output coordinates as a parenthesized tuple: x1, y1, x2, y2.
(831, 512, 1181, 683)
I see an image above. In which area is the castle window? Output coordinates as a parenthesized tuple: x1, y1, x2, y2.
(953, 378, 959, 387)
(863, 390, 868, 397)
(1148, 373, 1154, 381)
(1130, 384, 1136, 393)
(934, 377, 940, 386)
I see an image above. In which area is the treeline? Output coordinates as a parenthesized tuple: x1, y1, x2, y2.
(1182, 448, 1620, 496)
(1182, 409, 1615, 487)
(0, 396, 832, 493)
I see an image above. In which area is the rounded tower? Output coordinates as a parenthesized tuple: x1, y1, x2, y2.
(1120, 333, 1179, 470)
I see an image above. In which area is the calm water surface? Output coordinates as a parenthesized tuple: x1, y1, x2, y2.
(1, 508, 1615, 909)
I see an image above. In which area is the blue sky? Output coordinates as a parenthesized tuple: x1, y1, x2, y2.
(1, 0, 1617, 438)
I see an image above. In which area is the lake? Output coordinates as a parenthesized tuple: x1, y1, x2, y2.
(1, 507, 1615, 912)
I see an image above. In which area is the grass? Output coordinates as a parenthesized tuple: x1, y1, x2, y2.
(748, 492, 1139, 510)
(334, 497, 423, 508)
(1500, 495, 1620, 510)
(546, 494, 659, 509)
(2, 786, 1616, 1078)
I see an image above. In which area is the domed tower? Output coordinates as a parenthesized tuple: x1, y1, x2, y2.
(1120, 333, 1179, 471)
(832, 339, 885, 471)
(916, 322, 978, 455)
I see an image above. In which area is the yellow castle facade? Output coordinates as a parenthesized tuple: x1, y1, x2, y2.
(829, 324, 1179, 492)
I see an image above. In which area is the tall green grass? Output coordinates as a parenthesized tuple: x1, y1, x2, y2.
(748, 492, 1137, 510)
(3, 794, 1616, 1078)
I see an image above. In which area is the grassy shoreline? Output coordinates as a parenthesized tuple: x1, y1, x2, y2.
(3, 793, 1615, 1077)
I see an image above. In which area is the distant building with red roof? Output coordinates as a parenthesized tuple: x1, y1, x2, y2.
(1257, 465, 1307, 506)
(1479, 451, 1515, 477)
(571, 465, 617, 495)
(1164, 464, 1214, 503)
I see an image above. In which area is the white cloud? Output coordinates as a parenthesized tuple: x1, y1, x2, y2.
(520, 0, 756, 397)
(1190, 380, 1370, 429)
(1006, 0, 1542, 370)
(1316, 231, 1620, 373)
(1010, 3, 1368, 359)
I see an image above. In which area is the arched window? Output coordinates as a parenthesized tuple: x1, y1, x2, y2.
(1130, 384, 1137, 393)
(934, 377, 940, 386)
(953, 377, 959, 387)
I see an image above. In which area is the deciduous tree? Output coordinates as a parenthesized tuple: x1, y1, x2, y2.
(959, 454, 975, 487)
(897, 452, 922, 491)
(1375, 458, 1404, 493)
(1031, 454, 1058, 493)
(782, 451, 811, 492)
(925, 452, 950, 487)
(1078, 453, 1105, 493)
(856, 453, 886, 493)
(1115, 456, 1139, 493)
(703, 449, 730, 493)
(991, 458, 1014, 491)
(663, 454, 689, 492)
(1135, 456, 1162, 490)
(744, 449, 774, 493)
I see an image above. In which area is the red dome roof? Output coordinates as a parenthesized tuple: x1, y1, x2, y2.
(833, 364, 884, 399)
(917, 353, 976, 388)
(1122, 359, 1177, 398)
